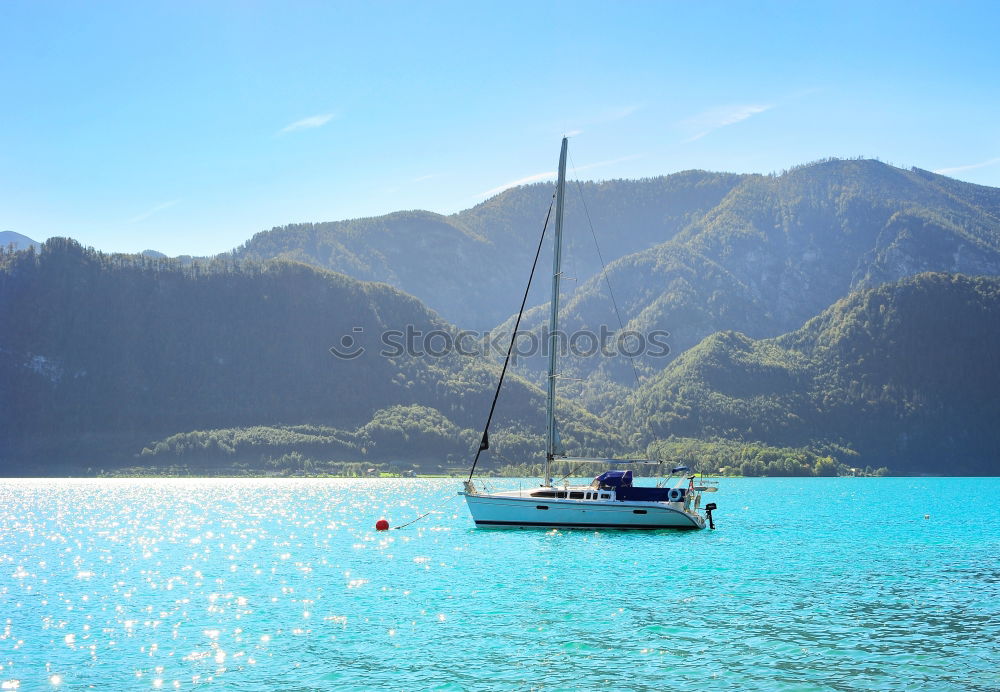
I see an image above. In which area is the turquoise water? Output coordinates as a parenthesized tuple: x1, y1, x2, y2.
(0, 477, 997, 691)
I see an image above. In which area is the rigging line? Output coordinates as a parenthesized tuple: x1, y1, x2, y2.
(466, 194, 556, 482)
(569, 153, 642, 388)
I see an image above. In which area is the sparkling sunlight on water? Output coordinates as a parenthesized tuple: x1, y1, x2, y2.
(0, 478, 997, 690)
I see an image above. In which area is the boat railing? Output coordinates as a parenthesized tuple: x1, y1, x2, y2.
(693, 476, 720, 492)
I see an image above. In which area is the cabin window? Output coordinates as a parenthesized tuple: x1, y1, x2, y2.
(569, 492, 584, 499)
(531, 491, 556, 498)
(601, 494, 610, 499)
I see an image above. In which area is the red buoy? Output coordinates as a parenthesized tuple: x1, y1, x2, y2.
(375, 519, 390, 531)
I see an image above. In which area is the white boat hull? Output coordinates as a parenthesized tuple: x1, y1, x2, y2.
(462, 491, 705, 530)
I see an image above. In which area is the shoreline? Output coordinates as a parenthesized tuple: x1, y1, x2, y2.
(0, 472, 935, 480)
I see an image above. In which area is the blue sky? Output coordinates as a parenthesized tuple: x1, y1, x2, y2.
(2, 0, 998, 256)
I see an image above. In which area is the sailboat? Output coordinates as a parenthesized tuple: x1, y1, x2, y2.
(461, 137, 718, 530)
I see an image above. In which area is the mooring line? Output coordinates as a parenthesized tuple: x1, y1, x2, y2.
(391, 493, 460, 530)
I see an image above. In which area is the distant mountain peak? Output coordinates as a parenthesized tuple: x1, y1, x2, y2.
(0, 231, 41, 251)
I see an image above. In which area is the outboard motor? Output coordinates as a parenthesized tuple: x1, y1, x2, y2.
(704, 502, 717, 530)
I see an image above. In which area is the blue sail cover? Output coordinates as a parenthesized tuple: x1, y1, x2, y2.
(595, 469, 680, 502)
(594, 470, 633, 488)
(618, 486, 676, 502)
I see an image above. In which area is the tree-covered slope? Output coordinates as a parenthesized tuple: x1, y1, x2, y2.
(675, 159, 1000, 327)
(0, 240, 619, 474)
(8, 158, 1000, 477)
(503, 160, 1000, 397)
(234, 172, 744, 329)
(233, 160, 1000, 412)
(625, 273, 1000, 475)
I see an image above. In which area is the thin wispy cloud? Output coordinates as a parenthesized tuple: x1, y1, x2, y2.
(128, 200, 179, 224)
(478, 171, 556, 198)
(412, 174, 438, 183)
(279, 113, 335, 134)
(934, 157, 1000, 175)
(681, 103, 773, 142)
(477, 154, 643, 198)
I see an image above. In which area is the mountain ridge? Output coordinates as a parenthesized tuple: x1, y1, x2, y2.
(234, 171, 745, 329)
(626, 272, 1000, 475)
(0, 238, 620, 474)
(490, 158, 1000, 403)
(5, 158, 1000, 477)
(233, 160, 1000, 345)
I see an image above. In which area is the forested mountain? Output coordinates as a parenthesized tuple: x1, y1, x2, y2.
(235, 163, 1000, 344)
(235, 159, 1000, 409)
(0, 239, 619, 474)
(5, 160, 1000, 477)
(234, 172, 744, 329)
(625, 273, 1000, 475)
(494, 160, 1000, 404)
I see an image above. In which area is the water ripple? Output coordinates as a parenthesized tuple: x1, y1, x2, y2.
(0, 477, 997, 690)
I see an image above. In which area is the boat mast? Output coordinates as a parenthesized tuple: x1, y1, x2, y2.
(544, 137, 568, 487)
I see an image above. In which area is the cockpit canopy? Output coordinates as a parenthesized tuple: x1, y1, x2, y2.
(592, 470, 633, 490)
